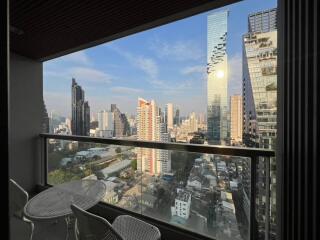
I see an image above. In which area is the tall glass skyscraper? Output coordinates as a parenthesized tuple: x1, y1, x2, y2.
(207, 11, 229, 145)
(242, 8, 278, 240)
(71, 78, 90, 136)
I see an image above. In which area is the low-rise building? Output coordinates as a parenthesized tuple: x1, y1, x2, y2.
(99, 160, 132, 179)
(101, 180, 119, 204)
(187, 176, 202, 190)
(140, 194, 157, 208)
(171, 189, 191, 220)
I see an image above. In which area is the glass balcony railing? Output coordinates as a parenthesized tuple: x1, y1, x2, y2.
(40, 133, 275, 240)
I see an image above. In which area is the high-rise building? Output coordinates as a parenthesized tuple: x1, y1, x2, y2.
(207, 11, 229, 145)
(189, 112, 198, 132)
(242, 8, 277, 240)
(248, 8, 277, 33)
(111, 104, 130, 137)
(136, 98, 171, 175)
(165, 103, 174, 130)
(174, 108, 180, 126)
(71, 78, 90, 136)
(97, 110, 114, 137)
(230, 95, 243, 143)
(41, 99, 50, 133)
(83, 101, 90, 136)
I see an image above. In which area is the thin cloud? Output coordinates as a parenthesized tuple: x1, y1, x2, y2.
(181, 65, 206, 75)
(111, 86, 143, 94)
(55, 50, 91, 65)
(108, 44, 161, 86)
(135, 56, 158, 79)
(69, 67, 112, 83)
(150, 38, 204, 61)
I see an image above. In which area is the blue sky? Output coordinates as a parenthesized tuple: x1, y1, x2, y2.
(44, 0, 277, 118)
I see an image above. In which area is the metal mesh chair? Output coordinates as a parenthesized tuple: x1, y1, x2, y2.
(112, 215, 161, 240)
(71, 204, 161, 240)
(9, 179, 34, 240)
(71, 204, 124, 240)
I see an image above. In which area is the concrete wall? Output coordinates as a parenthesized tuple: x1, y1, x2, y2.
(9, 53, 43, 192)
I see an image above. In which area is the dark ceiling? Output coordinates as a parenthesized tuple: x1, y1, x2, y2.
(10, 0, 239, 61)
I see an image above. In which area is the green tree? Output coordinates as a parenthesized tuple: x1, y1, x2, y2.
(131, 159, 137, 170)
(115, 147, 122, 154)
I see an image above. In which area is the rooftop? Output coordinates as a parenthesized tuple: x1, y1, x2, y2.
(176, 190, 191, 202)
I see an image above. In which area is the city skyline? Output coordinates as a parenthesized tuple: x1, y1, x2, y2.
(44, 0, 277, 118)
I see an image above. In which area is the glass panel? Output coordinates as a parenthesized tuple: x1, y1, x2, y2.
(47, 139, 274, 240)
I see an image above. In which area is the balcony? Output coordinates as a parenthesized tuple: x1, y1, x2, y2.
(5, 1, 320, 240)
(38, 133, 275, 240)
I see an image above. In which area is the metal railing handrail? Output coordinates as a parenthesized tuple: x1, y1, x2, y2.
(39, 133, 275, 158)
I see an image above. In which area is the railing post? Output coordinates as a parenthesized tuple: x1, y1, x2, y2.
(42, 136, 48, 185)
(265, 157, 270, 240)
(250, 156, 258, 240)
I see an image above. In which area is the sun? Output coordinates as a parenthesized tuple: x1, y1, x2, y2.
(216, 70, 225, 78)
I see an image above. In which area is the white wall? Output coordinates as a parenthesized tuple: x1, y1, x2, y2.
(9, 53, 43, 192)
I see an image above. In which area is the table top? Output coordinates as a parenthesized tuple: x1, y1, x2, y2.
(24, 179, 106, 220)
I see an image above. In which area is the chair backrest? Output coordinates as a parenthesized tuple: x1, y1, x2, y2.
(71, 204, 124, 240)
(9, 179, 29, 219)
(113, 215, 161, 240)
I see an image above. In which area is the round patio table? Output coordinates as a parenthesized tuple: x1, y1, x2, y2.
(24, 179, 106, 240)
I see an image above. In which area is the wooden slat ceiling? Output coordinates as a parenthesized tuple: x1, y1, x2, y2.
(10, 0, 239, 61)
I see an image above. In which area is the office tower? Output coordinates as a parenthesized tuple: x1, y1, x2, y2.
(230, 95, 243, 143)
(111, 104, 130, 137)
(156, 109, 171, 174)
(111, 104, 117, 112)
(189, 112, 198, 132)
(174, 108, 180, 126)
(136, 98, 171, 175)
(207, 10, 229, 145)
(248, 8, 277, 33)
(71, 78, 90, 136)
(97, 110, 114, 137)
(42, 99, 50, 133)
(83, 101, 90, 136)
(165, 103, 174, 130)
(242, 8, 277, 240)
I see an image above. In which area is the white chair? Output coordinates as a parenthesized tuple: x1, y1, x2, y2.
(9, 179, 34, 240)
(71, 204, 161, 240)
(9, 178, 68, 240)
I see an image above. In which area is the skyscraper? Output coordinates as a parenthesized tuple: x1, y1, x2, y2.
(230, 95, 243, 144)
(136, 98, 171, 175)
(71, 78, 90, 136)
(242, 8, 277, 240)
(165, 103, 174, 130)
(42, 99, 50, 133)
(248, 8, 277, 33)
(174, 107, 180, 126)
(207, 11, 229, 145)
(111, 104, 130, 137)
(97, 110, 114, 137)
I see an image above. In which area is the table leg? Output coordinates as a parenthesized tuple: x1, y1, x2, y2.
(32, 219, 68, 240)
(65, 215, 77, 240)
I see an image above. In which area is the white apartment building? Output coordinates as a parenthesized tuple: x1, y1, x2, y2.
(171, 189, 191, 219)
(165, 103, 174, 130)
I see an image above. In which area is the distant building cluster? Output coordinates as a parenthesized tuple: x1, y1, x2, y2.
(90, 104, 130, 138)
